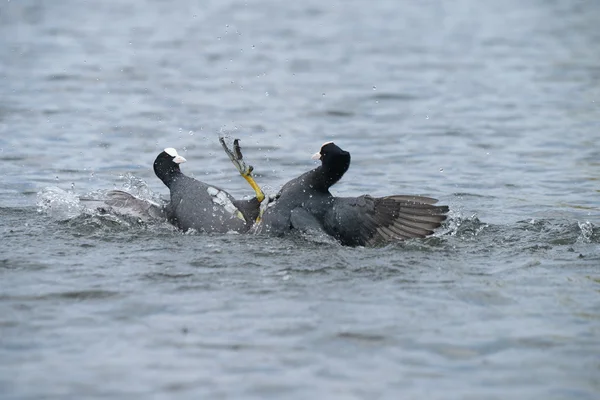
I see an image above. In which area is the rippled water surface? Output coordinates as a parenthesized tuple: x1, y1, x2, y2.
(1, 0, 599, 399)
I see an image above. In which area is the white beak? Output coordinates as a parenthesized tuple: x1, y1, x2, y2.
(173, 155, 187, 164)
(311, 151, 321, 160)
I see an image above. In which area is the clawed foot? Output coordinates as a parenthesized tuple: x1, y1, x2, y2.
(219, 137, 253, 176)
(219, 137, 265, 203)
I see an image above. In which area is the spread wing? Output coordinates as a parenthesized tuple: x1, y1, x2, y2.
(102, 190, 167, 220)
(323, 195, 449, 246)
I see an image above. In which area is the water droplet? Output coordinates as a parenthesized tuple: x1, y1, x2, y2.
(439, 168, 444, 172)
(425, 115, 429, 120)
(265, 92, 269, 96)
(189, 131, 194, 136)
(372, 86, 376, 90)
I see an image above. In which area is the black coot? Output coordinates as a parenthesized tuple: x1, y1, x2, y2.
(257, 142, 448, 246)
(151, 147, 261, 233)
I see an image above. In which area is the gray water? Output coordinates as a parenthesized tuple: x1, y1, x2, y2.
(1, 0, 599, 398)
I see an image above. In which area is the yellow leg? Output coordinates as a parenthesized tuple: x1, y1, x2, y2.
(243, 174, 265, 203)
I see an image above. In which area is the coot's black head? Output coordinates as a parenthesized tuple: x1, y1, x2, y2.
(153, 148, 186, 188)
(312, 141, 351, 170)
(311, 141, 351, 189)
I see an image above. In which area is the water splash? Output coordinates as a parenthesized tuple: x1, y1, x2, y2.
(36, 187, 84, 220)
(118, 173, 161, 203)
(442, 212, 488, 239)
(37, 174, 165, 226)
(577, 220, 595, 243)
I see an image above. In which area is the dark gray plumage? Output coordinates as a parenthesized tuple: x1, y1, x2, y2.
(152, 148, 259, 233)
(92, 147, 259, 231)
(257, 142, 448, 246)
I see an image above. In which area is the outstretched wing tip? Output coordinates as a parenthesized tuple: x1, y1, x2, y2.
(103, 190, 166, 219)
(325, 195, 449, 247)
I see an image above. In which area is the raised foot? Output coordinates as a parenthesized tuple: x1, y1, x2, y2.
(219, 137, 265, 203)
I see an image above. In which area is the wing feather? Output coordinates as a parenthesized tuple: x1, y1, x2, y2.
(323, 195, 448, 246)
(102, 190, 166, 220)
